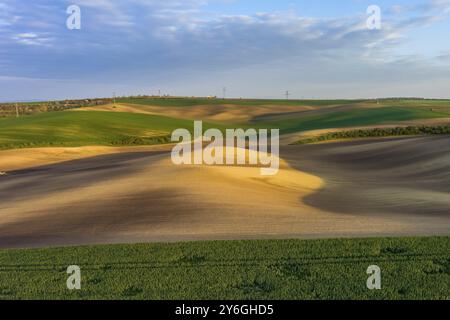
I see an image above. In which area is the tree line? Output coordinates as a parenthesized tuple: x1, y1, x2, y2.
(294, 126, 450, 145)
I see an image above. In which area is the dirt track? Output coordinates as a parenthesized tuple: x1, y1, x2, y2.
(0, 136, 449, 248)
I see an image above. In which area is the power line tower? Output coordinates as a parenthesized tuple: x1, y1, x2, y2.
(285, 91, 290, 100)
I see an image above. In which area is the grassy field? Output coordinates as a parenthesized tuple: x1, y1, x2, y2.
(0, 237, 448, 300)
(258, 107, 450, 133)
(0, 111, 226, 150)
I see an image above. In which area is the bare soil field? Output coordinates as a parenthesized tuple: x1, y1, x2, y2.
(0, 136, 448, 248)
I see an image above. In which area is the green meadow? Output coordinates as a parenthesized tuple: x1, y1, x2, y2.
(0, 237, 448, 300)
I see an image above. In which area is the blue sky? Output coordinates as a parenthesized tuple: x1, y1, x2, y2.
(1, 0, 450, 101)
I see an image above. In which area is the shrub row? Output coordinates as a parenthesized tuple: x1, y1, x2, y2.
(293, 125, 450, 145)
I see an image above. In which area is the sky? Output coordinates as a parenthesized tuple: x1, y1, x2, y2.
(0, 0, 450, 101)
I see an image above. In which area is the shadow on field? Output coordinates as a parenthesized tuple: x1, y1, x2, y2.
(0, 187, 184, 249)
(284, 136, 450, 216)
(0, 151, 168, 203)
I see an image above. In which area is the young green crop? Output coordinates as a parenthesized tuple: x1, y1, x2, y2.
(0, 237, 448, 300)
(0, 111, 226, 150)
(260, 107, 450, 134)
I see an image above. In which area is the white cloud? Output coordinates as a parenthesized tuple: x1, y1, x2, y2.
(12, 32, 53, 46)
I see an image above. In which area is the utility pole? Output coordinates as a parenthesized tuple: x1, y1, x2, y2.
(285, 91, 290, 100)
(15, 102, 19, 118)
(113, 92, 116, 106)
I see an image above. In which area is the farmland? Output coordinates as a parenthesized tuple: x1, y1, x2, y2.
(256, 107, 450, 133)
(293, 125, 450, 144)
(116, 97, 361, 107)
(0, 98, 449, 150)
(0, 110, 226, 150)
(0, 237, 448, 300)
(0, 97, 449, 301)
(3, 0, 450, 304)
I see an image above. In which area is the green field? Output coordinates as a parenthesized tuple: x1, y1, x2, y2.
(258, 107, 450, 133)
(117, 97, 361, 107)
(0, 99, 449, 150)
(0, 237, 448, 300)
(0, 111, 226, 150)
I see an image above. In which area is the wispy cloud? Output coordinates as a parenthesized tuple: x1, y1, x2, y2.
(12, 32, 53, 46)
